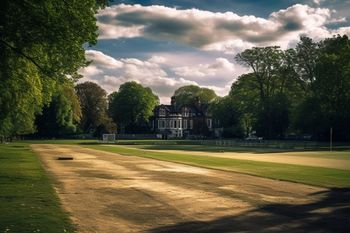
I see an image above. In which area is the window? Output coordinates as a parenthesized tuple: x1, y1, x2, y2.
(207, 119, 212, 128)
(183, 108, 189, 117)
(158, 120, 165, 129)
(189, 120, 193, 129)
(174, 120, 177, 128)
(183, 120, 187, 129)
(159, 108, 166, 116)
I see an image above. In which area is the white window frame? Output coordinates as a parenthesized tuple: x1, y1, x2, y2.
(207, 119, 212, 128)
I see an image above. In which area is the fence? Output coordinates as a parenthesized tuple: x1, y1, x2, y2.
(198, 139, 333, 150)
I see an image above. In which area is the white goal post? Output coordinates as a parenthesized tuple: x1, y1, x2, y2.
(102, 134, 116, 143)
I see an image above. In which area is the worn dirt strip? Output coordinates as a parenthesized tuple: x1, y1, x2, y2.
(32, 144, 349, 233)
(137, 148, 350, 170)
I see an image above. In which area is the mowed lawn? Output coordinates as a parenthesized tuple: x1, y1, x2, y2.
(0, 143, 75, 233)
(128, 144, 350, 159)
(85, 144, 350, 188)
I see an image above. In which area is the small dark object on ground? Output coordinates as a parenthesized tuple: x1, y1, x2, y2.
(219, 150, 225, 153)
(57, 156, 74, 160)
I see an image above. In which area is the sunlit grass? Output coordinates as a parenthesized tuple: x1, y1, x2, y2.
(0, 143, 75, 233)
(85, 144, 350, 188)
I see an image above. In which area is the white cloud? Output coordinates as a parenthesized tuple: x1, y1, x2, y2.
(78, 50, 246, 103)
(85, 50, 123, 69)
(79, 50, 199, 103)
(148, 55, 167, 64)
(96, 3, 350, 53)
(173, 58, 236, 83)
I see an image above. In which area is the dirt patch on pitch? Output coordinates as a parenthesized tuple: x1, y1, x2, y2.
(32, 144, 348, 233)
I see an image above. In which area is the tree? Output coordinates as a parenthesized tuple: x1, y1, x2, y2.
(235, 47, 303, 138)
(229, 73, 260, 137)
(75, 82, 114, 135)
(0, 0, 106, 138)
(296, 35, 350, 140)
(235, 47, 284, 103)
(210, 96, 243, 138)
(295, 36, 319, 85)
(172, 85, 217, 109)
(35, 83, 82, 137)
(108, 82, 159, 133)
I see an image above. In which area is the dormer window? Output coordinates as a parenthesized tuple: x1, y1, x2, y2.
(159, 108, 166, 116)
(182, 108, 190, 117)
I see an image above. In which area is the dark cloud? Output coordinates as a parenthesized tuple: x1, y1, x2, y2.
(284, 21, 304, 31)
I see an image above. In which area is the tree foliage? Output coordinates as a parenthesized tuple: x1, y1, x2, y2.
(0, 0, 106, 138)
(210, 96, 243, 138)
(235, 46, 303, 138)
(75, 82, 115, 135)
(228, 35, 350, 141)
(108, 81, 159, 133)
(296, 35, 350, 140)
(172, 85, 217, 108)
(35, 83, 81, 137)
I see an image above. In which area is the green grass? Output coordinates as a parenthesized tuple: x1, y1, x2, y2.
(85, 144, 350, 188)
(126, 144, 298, 153)
(127, 144, 350, 160)
(0, 143, 75, 233)
(2, 138, 347, 232)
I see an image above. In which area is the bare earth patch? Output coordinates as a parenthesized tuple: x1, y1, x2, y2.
(32, 144, 349, 233)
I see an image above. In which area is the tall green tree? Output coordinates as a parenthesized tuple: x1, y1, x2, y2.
(296, 35, 350, 140)
(35, 83, 81, 137)
(75, 82, 114, 135)
(0, 0, 106, 138)
(229, 73, 260, 137)
(172, 85, 217, 109)
(235, 46, 303, 138)
(210, 96, 243, 138)
(295, 36, 319, 86)
(108, 82, 159, 133)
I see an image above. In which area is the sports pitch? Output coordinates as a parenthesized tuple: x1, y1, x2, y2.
(1, 140, 350, 232)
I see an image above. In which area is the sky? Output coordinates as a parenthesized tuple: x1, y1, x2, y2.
(79, 0, 350, 103)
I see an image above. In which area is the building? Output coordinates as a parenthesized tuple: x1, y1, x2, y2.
(152, 97, 216, 139)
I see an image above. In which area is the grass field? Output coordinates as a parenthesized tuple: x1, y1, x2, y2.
(1, 139, 350, 232)
(0, 143, 75, 233)
(127, 144, 350, 159)
(84, 144, 350, 188)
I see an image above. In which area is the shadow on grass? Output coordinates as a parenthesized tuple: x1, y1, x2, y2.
(150, 188, 350, 233)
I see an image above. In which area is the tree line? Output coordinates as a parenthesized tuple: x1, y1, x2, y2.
(3, 35, 350, 141)
(33, 82, 217, 138)
(213, 35, 350, 141)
